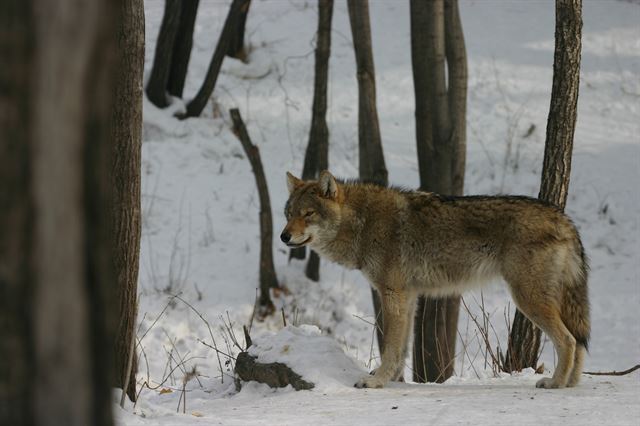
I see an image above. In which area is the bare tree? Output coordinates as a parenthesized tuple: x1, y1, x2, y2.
(347, 0, 389, 356)
(185, 0, 247, 118)
(146, 0, 181, 107)
(504, 0, 583, 373)
(168, 0, 200, 98)
(410, 0, 467, 383)
(0, 0, 118, 424)
(230, 109, 279, 316)
(289, 0, 334, 283)
(227, 0, 252, 61)
(111, 0, 145, 403)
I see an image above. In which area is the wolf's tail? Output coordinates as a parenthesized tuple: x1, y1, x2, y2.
(561, 238, 591, 351)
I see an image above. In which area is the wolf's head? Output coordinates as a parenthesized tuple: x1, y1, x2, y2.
(280, 170, 342, 248)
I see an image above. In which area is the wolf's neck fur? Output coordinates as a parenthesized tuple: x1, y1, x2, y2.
(313, 183, 399, 271)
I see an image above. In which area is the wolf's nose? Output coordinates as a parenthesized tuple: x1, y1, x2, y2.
(280, 232, 291, 243)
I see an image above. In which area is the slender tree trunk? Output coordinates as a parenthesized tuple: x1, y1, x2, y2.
(290, 0, 334, 282)
(230, 109, 278, 315)
(505, 0, 582, 373)
(445, 0, 468, 196)
(411, 0, 465, 383)
(111, 0, 144, 403)
(185, 0, 245, 118)
(226, 0, 251, 61)
(146, 0, 181, 107)
(347, 0, 388, 357)
(0, 0, 117, 424)
(167, 0, 200, 98)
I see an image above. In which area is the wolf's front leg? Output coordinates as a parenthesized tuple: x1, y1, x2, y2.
(355, 288, 411, 389)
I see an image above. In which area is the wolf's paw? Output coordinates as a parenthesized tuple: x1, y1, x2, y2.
(535, 377, 564, 389)
(354, 375, 386, 389)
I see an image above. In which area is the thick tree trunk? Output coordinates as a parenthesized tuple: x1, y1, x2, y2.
(111, 0, 144, 403)
(167, 0, 200, 98)
(505, 0, 582, 373)
(146, 0, 181, 107)
(230, 109, 278, 315)
(0, 0, 118, 424)
(410, 0, 465, 383)
(185, 0, 245, 118)
(0, 2, 36, 422)
(347, 0, 388, 358)
(413, 298, 460, 383)
(290, 0, 334, 281)
(226, 0, 251, 60)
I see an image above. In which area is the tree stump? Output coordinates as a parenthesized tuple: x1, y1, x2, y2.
(234, 352, 314, 391)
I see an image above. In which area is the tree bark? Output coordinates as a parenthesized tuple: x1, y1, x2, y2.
(226, 0, 251, 61)
(167, 0, 200, 99)
(0, 0, 118, 424)
(290, 0, 334, 282)
(146, 0, 181, 108)
(445, 0, 468, 196)
(229, 109, 278, 314)
(347, 0, 388, 359)
(347, 0, 388, 187)
(185, 0, 246, 118)
(504, 0, 582, 373)
(111, 0, 144, 403)
(411, 0, 465, 383)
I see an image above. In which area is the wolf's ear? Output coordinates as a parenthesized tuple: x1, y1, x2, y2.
(286, 172, 303, 194)
(319, 170, 338, 200)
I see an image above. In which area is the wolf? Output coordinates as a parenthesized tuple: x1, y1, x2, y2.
(281, 170, 590, 389)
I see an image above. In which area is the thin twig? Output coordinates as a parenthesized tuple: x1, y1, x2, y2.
(171, 293, 225, 384)
(583, 364, 640, 376)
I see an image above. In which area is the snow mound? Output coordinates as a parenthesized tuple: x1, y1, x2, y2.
(247, 325, 367, 391)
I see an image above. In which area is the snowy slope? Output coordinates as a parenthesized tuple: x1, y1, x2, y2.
(119, 0, 640, 424)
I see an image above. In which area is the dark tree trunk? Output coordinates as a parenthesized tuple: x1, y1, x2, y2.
(347, 0, 388, 358)
(226, 0, 251, 61)
(411, 0, 466, 383)
(167, 0, 200, 98)
(0, 2, 36, 422)
(347, 0, 388, 187)
(504, 0, 582, 373)
(185, 0, 246, 118)
(290, 0, 334, 282)
(146, 0, 181, 108)
(230, 109, 278, 316)
(111, 0, 144, 403)
(413, 298, 460, 383)
(0, 0, 118, 424)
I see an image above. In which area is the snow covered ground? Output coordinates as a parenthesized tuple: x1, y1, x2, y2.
(117, 0, 640, 424)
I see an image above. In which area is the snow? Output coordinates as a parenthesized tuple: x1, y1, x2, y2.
(119, 0, 640, 424)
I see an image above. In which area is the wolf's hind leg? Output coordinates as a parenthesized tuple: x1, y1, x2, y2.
(509, 286, 575, 389)
(566, 344, 586, 387)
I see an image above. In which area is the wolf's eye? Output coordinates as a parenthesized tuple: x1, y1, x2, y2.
(304, 210, 315, 218)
